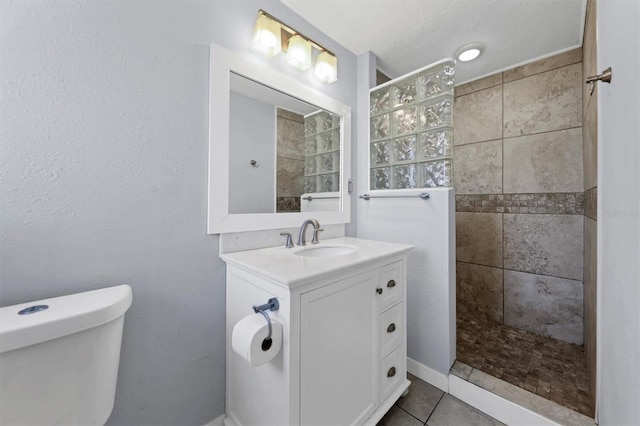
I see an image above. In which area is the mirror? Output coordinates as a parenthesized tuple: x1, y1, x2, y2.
(208, 43, 351, 234)
(229, 73, 341, 215)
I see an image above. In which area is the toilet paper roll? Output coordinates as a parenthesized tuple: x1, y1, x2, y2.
(232, 313, 282, 366)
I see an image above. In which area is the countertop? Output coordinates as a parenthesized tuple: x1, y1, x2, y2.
(220, 237, 413, 287)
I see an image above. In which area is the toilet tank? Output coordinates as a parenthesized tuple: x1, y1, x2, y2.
(0, 285, 132, 426)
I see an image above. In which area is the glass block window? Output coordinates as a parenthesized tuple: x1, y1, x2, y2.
(369, 61, 454, 189)
(304, 111, 341, 193)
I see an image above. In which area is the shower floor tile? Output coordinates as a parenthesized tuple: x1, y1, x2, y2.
(456, 313, 594, 418)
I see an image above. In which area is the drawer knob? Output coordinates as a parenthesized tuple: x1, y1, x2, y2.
(387, 323, 396, 333)
(376, 288, 383, 295)
(387, 279, 396, 288)
(387, 367, 396, 377)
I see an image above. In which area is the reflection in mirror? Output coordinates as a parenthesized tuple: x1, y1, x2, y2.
(207, 42, 351, 234)
(228, 72, 341, 214)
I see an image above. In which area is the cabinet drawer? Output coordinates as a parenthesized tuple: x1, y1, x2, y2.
(380, 345, 405, 402)
(380, 302, 403, 358)
(377, 261, 403, 310)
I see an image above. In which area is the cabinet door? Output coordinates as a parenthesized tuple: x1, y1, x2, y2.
(300, 272, 378, 426)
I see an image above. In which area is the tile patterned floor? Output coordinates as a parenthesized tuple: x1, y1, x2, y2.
(456, 313, 594, 417)
(377, 373, 503, 426)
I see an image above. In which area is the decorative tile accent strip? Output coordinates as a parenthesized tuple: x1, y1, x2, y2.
(276, 197, 300, 213)
(584, 187, 597, 220)
(456, 193, 584, 214)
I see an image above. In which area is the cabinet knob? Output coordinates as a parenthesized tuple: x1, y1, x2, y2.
(387, 323, 396, 333)
(387, 279, 396, 288)
(376, 288, 383, 295)
(387, 367, 396, 378)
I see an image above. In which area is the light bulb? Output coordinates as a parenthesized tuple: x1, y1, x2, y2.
(314, 51, 338, 84)
(253, 14, 282, 57)
(458, 49, 480, 61)
(456, 44, 483, 62)
(287, 35, 312, 71)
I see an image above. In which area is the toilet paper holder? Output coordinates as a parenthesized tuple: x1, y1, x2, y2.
(252, 298, 279, 351)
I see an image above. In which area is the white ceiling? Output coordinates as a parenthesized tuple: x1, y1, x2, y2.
(280, 0, 586, 84)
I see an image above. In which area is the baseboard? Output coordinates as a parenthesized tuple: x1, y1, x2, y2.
(449, 375, 561, 426)
(202, 413, 225, 426)
(406, 357, 449, 392)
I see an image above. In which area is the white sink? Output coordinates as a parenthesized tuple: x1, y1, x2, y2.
(220, 237, 413, 286)
(295, 244, 358, 258)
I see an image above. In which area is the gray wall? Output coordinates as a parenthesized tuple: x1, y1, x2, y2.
(229, 92, 276, 214)
(0, 1, 357, 425)
(597, 0, 640, 422)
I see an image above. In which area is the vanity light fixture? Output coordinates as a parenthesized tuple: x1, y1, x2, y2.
(287, 35, 312, 71)
(456, 43, 483, 62)
(315, 51, 338, 84)
(253, 10, 338, 83)
(252, 13, 282, 57)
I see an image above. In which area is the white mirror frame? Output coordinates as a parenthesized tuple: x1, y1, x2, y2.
(207, 43, 351, 234)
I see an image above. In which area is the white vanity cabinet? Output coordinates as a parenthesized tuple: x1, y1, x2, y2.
(300, 271, 378, 425)
(221, 237, 411, 426)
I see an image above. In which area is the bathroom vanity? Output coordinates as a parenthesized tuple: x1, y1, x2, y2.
(221, 237, 412, 426)
(209, 42, 413, 425)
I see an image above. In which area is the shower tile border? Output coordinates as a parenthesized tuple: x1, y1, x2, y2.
(276, 196, 301, 212)
(456, 192, 584, 215)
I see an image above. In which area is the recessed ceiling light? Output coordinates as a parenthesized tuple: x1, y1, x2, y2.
(456, 44, 483, 62)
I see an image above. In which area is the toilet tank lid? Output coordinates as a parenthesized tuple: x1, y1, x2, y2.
(0, 285, 132, 354)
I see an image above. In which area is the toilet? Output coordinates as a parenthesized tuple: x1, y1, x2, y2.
(0, 285, 132, 426)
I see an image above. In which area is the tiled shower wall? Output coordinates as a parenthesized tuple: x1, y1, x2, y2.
(582, 0, 598, 404)
(276, 109, 305, 212)
(454, 48, 585, 345)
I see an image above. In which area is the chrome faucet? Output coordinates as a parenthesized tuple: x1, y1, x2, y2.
(297, 219, 323, 246)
